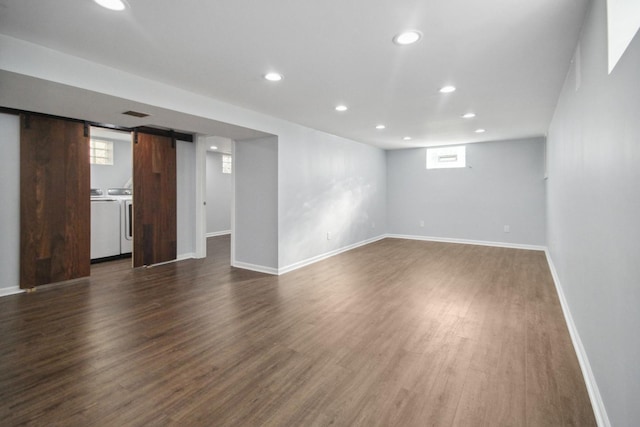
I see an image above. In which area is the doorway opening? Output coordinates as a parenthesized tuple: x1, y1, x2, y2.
(204, 137, 234, 259)
(89, 126, 133, 267)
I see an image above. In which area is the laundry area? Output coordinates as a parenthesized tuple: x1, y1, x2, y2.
(89, 127, 133, 262)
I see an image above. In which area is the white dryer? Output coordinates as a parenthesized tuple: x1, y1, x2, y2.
(107, 188, 133, 255)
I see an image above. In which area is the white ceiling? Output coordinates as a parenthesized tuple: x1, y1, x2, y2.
(0, 70, 272, 144)
(0, 0, 588, 149)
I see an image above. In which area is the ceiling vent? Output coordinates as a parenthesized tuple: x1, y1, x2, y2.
(122, 110, 150, 118)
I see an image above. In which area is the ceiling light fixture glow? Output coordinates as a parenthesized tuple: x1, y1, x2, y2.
(439, 85, 456, 93)
(403, 136, 412, 141)
(210, 146, 218, 150)
(475, 128, 486, 133)
(335, 105, 348, 112)
(376, 124, 386, 130)
(393, 31, 422, 45)
(264, 72, 283, 81)
(462, 113, 476, 119)
(94, 0, 126, 11)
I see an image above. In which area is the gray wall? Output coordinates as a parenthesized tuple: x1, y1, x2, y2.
(206, 151, 232, 234)
(546, 1, 640, 425)
(387, 137, 546, 246)
(234, 136, 278, 269)
(90, 137, 132, 191)
(278, 130, 387, 269)
(0, 113, 20, 293)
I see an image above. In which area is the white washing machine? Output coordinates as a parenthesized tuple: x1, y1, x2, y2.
(90, 197, 121, 259)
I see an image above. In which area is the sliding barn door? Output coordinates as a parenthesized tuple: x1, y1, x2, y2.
(20, 114, 90, 288)
(133, 132, 177, 267)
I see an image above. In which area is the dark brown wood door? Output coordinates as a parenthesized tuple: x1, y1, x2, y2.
(133, 132, 177, 267)
(20, 114, 90, 288)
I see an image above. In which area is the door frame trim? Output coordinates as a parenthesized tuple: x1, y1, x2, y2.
(194, 135, 207, 259)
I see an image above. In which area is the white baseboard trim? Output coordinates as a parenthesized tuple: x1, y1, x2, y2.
(206, 230, 231, 238)
(278, 234, 387, 275)
(231, 235, 387, 276)
(144, 253, 196, 268)
(271, 234, 540, 276)
(385, 234, 546, 251)
(176, 253, 196, 262)
(232, 261, 279, 275)
(545, 250, 610, 427)
(0, 286, 23, 297)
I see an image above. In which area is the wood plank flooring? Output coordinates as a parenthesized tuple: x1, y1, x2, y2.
(0, 236, 596, 426)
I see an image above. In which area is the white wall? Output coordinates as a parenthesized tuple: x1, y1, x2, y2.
(206, 151, 232, 235)
(90, 137, 132, 190)
(234, 136, 278, 271)
(0, 113, 20, 295)
(0, 36, 392, 276)
(387, 138, 546, 247)
(546, 1, 640, 425)
(176, 140, 196, 259)
(278, 130, 387, 269)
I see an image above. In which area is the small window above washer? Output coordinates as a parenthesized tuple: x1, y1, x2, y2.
(426, 145, 466, 169)
(90, 139, 114, 165)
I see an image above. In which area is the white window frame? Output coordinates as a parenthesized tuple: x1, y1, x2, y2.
(222, 154, 232, 174)
(426, 145, 466, 169)
(607, 0, 640, 73)
(89, 139, 114, 165)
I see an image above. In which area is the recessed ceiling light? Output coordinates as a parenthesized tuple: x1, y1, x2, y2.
(475, 128, 486, 133)
(403, 136, 412, 141)
(264, 72, 283, 82)
(393, 31, 422, 45)
(94, 0, 126, 11)
(210, 146, 218, 150)
(335, 105, 348, 112)
(462, 113, 476, 119)
(439, 85, 456, 93)
(376, 124, 386, 130)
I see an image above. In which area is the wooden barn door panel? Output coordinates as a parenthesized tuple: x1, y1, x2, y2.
(20, 114, 90, 288)
(133, 132, 177, 267)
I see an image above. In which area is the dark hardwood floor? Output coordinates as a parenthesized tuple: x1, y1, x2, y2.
(0, 236, 595, 426)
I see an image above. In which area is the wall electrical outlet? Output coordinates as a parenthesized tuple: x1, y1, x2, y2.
(420, 220, 425, 227)
(504, 225, 510, 233)
(371, 221, 376, 229)
(326, 232, 331, 240)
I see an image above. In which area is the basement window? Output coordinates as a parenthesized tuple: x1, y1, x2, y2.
(426, 146, 466, 169)
(222, 154, 232, 174)
(607, 0, 640, 73)
(89, 139, 114, 165)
